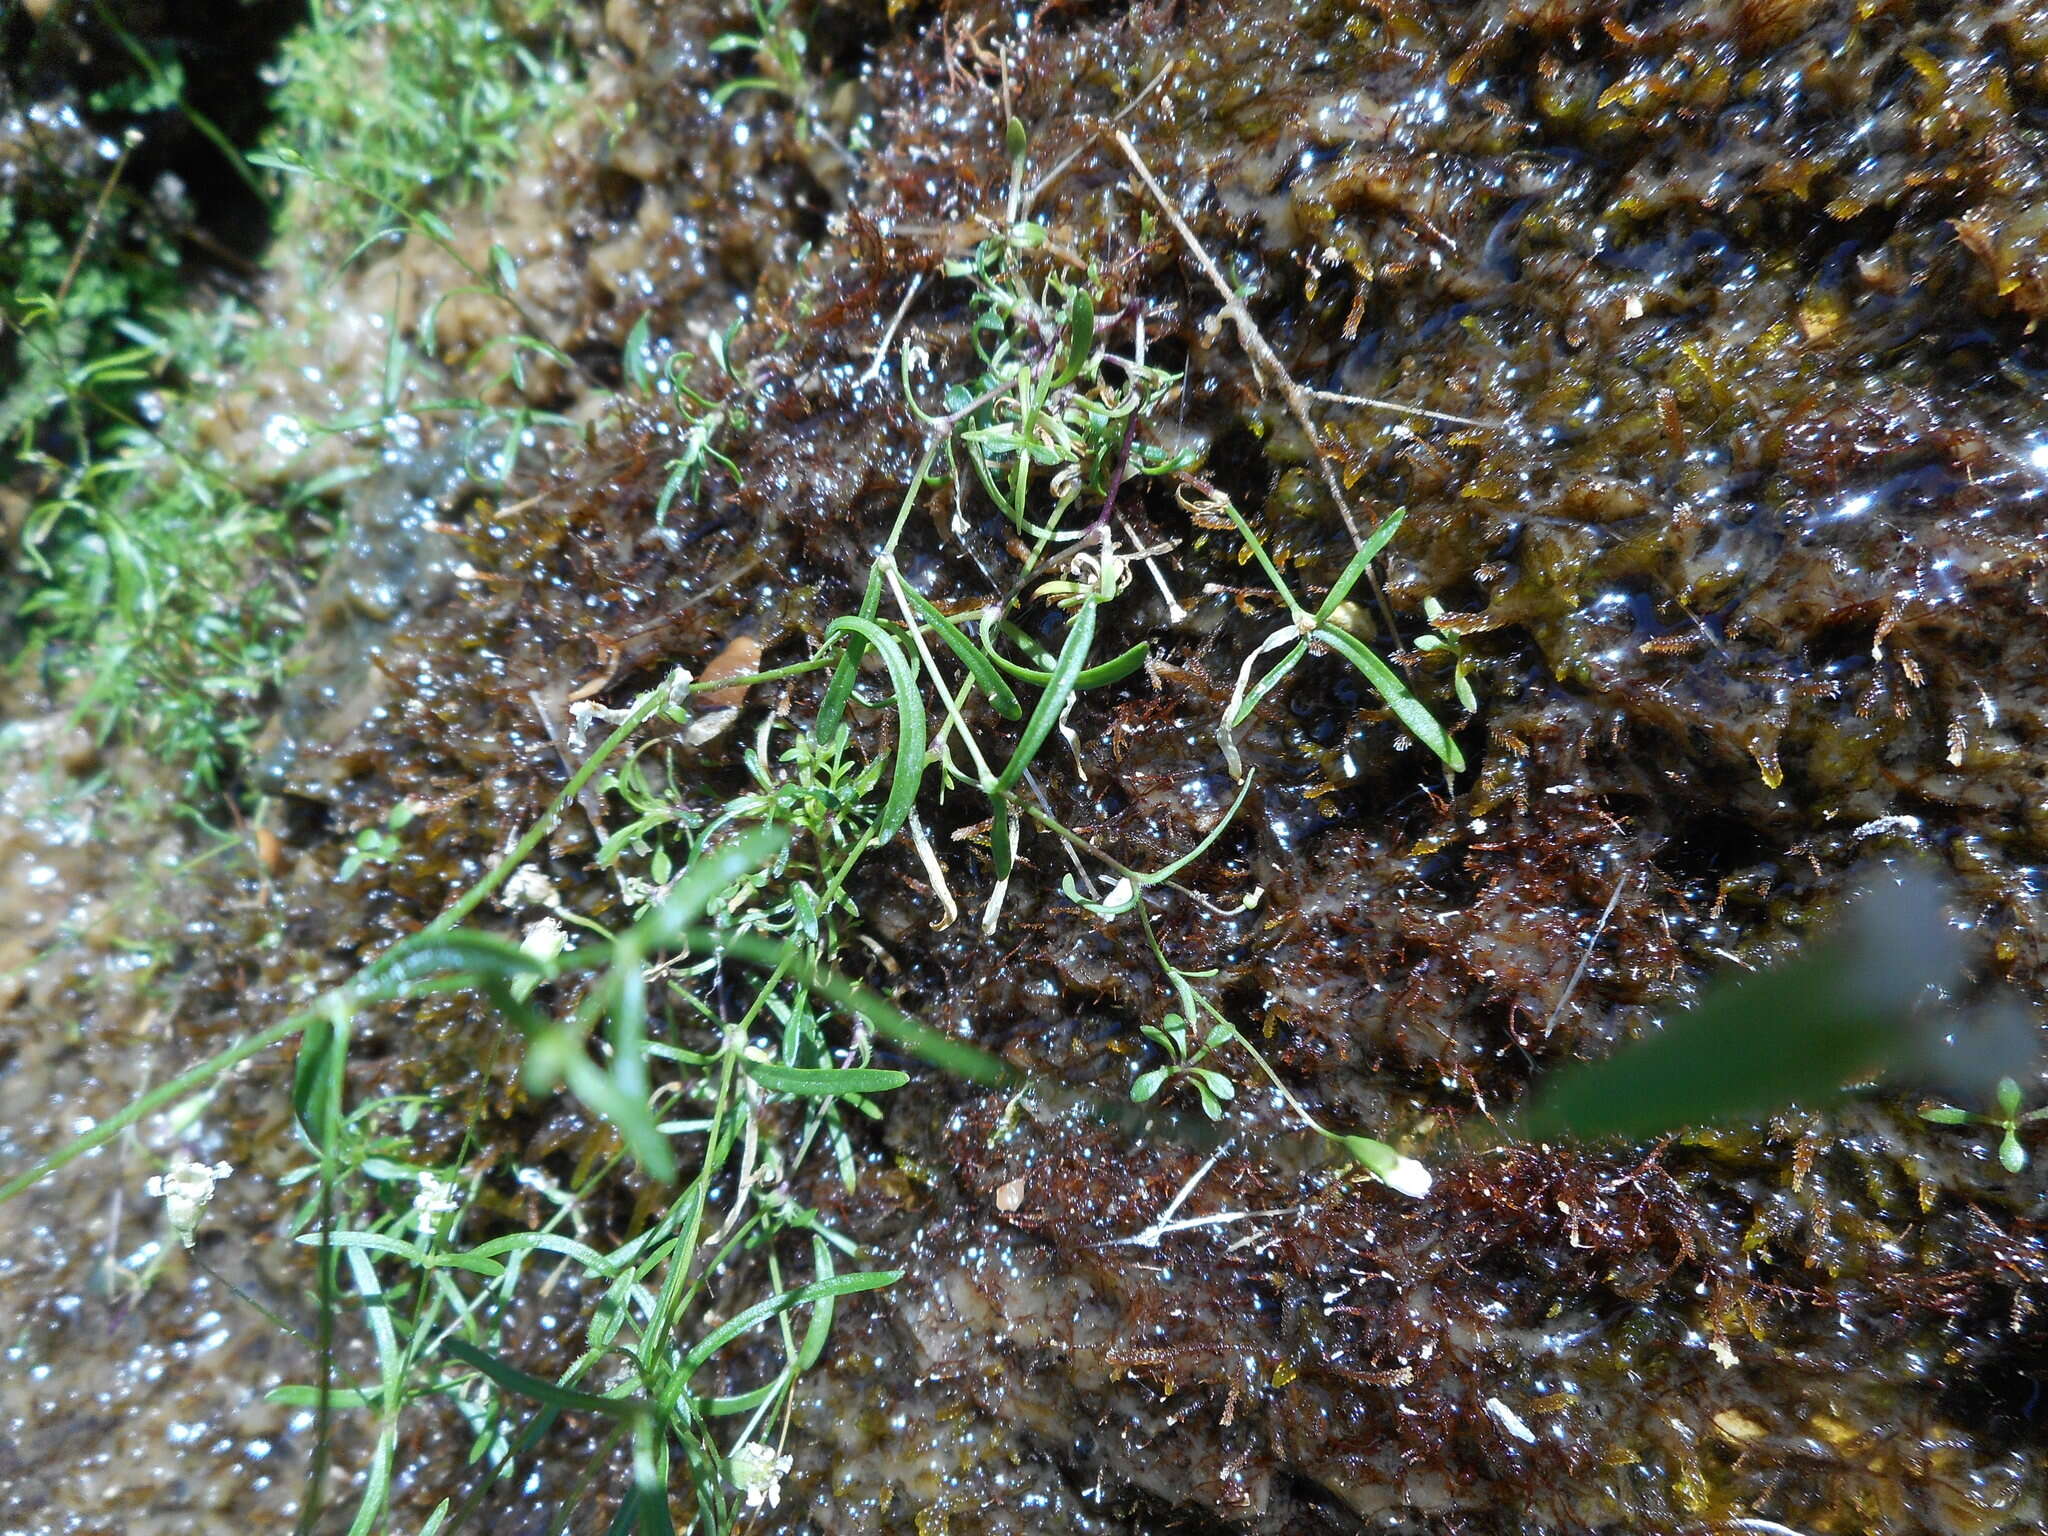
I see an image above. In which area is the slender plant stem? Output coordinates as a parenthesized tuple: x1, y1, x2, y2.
(0, 1011, 308, 1205)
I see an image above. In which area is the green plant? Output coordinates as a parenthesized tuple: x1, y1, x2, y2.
(1519, 875, 1961, 1143)
(3, 144, 318, 791)
(1, 2, 578, 806)
(1, 131, 164, 453)
(338, 800, 419, 881)
(711, 0, 810, 108)
(249, 137, 587, 489)
(618, 313, 748, 523)
(261, 0, 575, 240)
(785, 122, 1441, 1193)
(1413, 595, 1479, 715)
(926, 231, 1191, 550)
(1124, 894, 1429, 1196)
(1177, 480, 1465, 780)
(3, 662, 1009, 1536)
(1134, 1004, 1237, 1120)
(1, 96, 1463, 1535)
(1921, 1077, 2048, 1173)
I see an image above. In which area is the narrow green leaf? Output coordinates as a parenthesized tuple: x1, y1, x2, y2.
(346, 1424, 398, 1536)
(986, 630, 1149, 692)
(815, 566, 885, 742)
(622, 314, 654, 393)
(1217, 495, 1296, 604)
(444, 1338, 639, 1421)
(1518, 880, 1958, 1143)
(291, 1003, 347, 1152)
(898, 585, 1021, 718)
(702, 1236, 841, 1416)
(1520, 949, 1884, 1141)
(996, 600, 1096, 793)
(1313, 508, 1407, 623)
(1054, 284, 1095, 387)
(675, 1269, 903, 1385)
(0, 1010, 310, 1207)
(355, 931, 545, 1003)
(293, 1230, 428, 1265)
(1313, 624, 1465, 772)
(703, 928, 1012, 1087)
(466, 1232, 625, 1277)
(429, 1251, 510, 1277)
(629, 1412, 678, 1536)
(490, 243, 519, 296)
(742, 1060, 910, 1097)
(1141, 772, 1258, 886)
(554, 1046, 676, 1183)
(267, 1384, 382, 1409)
(823, 615, 927, 840)
(1227, 637, 1308, 730)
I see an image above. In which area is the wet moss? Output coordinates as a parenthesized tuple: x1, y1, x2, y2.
(9, 0, 2048, 1530)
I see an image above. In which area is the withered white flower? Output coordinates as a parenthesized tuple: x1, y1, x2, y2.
(728, 1441, 792, 1510)
(520, 915, 569, 963)
(412, 1172, 463, 1233)
(144, 1158, 232, 1247)
(500, 865, 559, 911)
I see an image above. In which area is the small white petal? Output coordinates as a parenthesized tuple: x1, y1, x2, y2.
(521, 916, 568, 963)
(1380, 1156, 1433, 1199)
(501, 866, 559, 910)
(729, 1441, 792, 1510)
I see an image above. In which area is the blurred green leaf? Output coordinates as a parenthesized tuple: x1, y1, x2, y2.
(1520, 878, 1958, 1142)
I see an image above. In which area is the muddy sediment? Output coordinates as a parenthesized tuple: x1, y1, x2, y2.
(5, 0, 2048, 1532)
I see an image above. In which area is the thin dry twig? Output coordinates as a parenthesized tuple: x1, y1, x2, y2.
(1024, 60, 1180, 213)
(57, 129, 142, 306)
(1112, 130, 1399, 633)
(1543, 867, 1635, 1037)
(857, 272, 924, 387)
(1310, 387, 1500, 431)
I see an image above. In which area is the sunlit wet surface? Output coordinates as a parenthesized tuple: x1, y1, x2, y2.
(5, 0, 2048, 1530)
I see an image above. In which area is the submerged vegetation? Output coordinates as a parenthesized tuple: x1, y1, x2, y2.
(4, 1, 2048, 1534)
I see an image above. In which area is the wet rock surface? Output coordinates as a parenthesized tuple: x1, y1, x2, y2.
(5, 0, 2048, 1531)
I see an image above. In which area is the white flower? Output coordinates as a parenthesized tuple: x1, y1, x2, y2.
(515, 1165, 564, 1198)
(1340, 1136, 1433, 1200)
(567, 698, 632, 749)
(145, 1158, 232, 1247)
(728, 1441, 792, 1510)
(520, 915, 568, 963)
(500, 865, 559, 911)
(412, 1172, 463, 1233)
(1379, 1155, 1434, 1200)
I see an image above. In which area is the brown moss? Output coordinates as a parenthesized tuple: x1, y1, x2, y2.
(11, 0, 2048, 1530)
